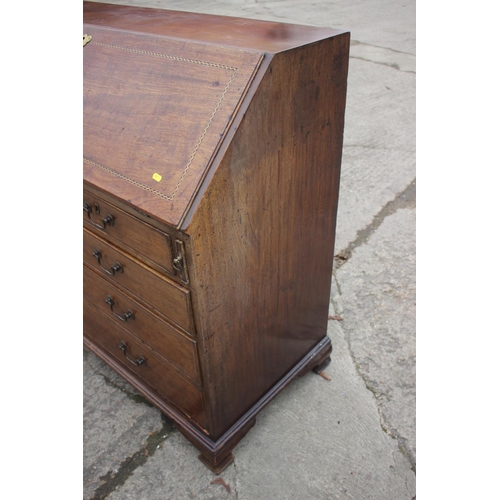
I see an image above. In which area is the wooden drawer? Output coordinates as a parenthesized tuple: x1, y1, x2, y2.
(84, 264, 201, 384)
(84, 298, 207, 429)
(83, 228, 194, 334)
(83, 190, 177, 277)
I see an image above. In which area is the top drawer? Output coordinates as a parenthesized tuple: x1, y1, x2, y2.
(83, 190, 183, 280)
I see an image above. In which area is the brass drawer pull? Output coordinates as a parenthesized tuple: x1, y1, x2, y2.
(92, 248, 123, 275)
(83, 201, 115, 230)
(105, 295, 135, 322)
(118, 341, 146, 366)
(172, 254, 183, 272)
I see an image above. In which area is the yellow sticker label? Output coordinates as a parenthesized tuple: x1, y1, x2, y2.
(152, 173, 162, 182)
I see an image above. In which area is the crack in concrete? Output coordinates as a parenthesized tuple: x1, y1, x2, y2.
(399, 441, 416, 474)
(333, 272, 343, 299)
(84, 349, 155, 407)
(232, 460, 240, 499)
(349, 55, 416, 74)
(350, 39, 416, 57)
(334, 178, 416, 270)
(90, 414, 176, 500)
(100, 373, 155, 407)
(344, 144, 415, 153)
(335, 308, 417, 474)
(331, 181, 417, 472)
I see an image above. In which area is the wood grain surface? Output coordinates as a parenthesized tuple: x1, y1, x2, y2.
(187, 33, 350, 439)
(83, 2, 349, 471)
(84, 24, 263, 227)
(84, 264, 201, 383)
(84, 299, 207, 429)
(83, 1, 345, 53)
(83, 228, 194, 334)
(83, 190, 176, 276)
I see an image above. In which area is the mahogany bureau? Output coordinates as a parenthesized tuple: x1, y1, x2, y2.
(83, 2, 349, 474)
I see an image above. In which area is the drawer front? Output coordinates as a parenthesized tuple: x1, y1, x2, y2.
(83, 190, 176, 277)
(84, 264, 201, 384)
(84, 299, 207, 429)
(83, 228, 194, 334)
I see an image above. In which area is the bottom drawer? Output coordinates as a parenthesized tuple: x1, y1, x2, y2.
(84, 299, 206, 430)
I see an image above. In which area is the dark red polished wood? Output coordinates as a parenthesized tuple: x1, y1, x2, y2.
(83, 2, 349, 474)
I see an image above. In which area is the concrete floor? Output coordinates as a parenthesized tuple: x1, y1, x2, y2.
(83, 1, 416, 498)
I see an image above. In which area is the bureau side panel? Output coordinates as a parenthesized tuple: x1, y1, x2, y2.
(187, 34, 350, 439)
